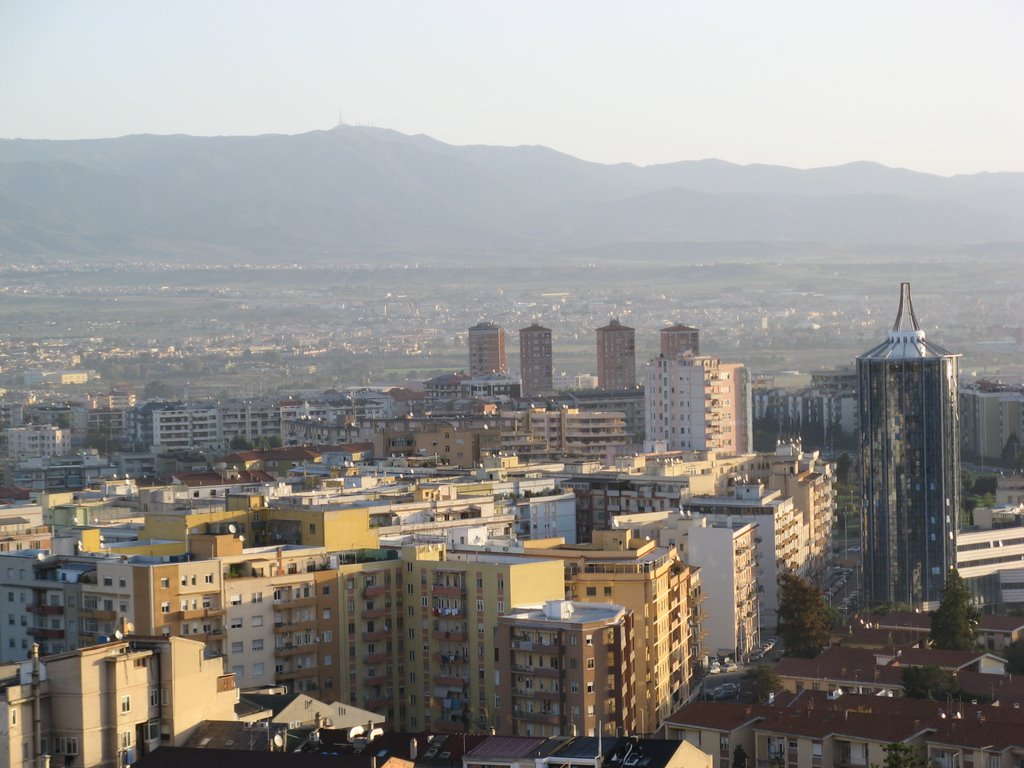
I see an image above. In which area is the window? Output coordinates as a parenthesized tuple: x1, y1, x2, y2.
(150, 688, 159, 708)
(586, 658, 595, 669)
(251, 592, 262, 603)
(121, 731, 132, 750)
(603, 586, 613, 597)
(121, 695, 131, 713)
(119, 578, 127, 588)
(586, 587, 597, 597)
(253, 663, 265, 677)
(230, 594, 242, 605)
(322, 608, 331, 620)
(322, 630, 333, 642)
(231, 641, 243, 654)
(230, 618, 243, 629)
(251, 615, 264, 627)
(160, 578, 169, 588)
(252, 639, 263, 652)
(324, 654, 332, 666)
(205, 573, 214, 584)
(321, 585, 331, 596)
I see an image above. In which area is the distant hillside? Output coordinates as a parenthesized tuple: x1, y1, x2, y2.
(0, 126, 1021, 261)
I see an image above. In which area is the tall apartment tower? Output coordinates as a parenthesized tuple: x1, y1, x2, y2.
(519, 322, 553, 396)
(858, 283, 961, 609)
(596, 318, 636, 390)
(660, 324, 700, 358)
(468, 322, 507, 376)
(644, 355, 751, 454)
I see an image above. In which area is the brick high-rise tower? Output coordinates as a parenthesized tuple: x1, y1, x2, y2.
(519, 322, 553, 396)
(468, 322, 507, 376)
(596, 318, 636, 390)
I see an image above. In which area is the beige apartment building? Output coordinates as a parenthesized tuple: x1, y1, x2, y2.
(332, 543, 565, 731)
(495, 600, 636, 738)
(504, 407, 629, 461)
(0, 636, 236, 768)
(457, 530, 693, 732)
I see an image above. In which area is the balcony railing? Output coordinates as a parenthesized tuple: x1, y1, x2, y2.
(27, 603, 64, 616)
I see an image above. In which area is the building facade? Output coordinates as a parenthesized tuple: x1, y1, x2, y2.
(858, 283, 961, 609)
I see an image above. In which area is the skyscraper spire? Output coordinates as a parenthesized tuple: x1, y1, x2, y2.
(892, 281, 921, 332)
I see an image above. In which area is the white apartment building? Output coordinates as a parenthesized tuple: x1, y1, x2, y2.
(644, 355, 751, 455)
(5, 425, 70, 459)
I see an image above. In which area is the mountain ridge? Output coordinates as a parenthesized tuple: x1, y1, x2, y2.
(1, 126, 1021, 261)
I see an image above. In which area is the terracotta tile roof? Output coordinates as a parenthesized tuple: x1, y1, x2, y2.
(979, 615, 1024, 633)
(663, 700, 767, 731)
(895, 648, 997, 670)
(863, 611, 931, 631)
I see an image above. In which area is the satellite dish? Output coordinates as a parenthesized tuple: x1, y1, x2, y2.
(76, 541, 84, 551)
(238, 535, 245, 544)
(125, 622, 135, 633)
(114, 630, 124, 640)
(273, 734, 284, 748)
(36, 552, 46, 561)
(228, 524, 237, 534)
(99, 534, 106, 543)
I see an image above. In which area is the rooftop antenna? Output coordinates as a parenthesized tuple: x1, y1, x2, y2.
(892, 282, 921, 332)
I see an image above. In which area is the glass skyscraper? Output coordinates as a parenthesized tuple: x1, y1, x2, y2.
(858, 283, 961, 609)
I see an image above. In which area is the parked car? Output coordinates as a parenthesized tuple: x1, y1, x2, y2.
(708, 662, 722, 674)
(713, 683, 740, 699)
(723, 660, 739, 672)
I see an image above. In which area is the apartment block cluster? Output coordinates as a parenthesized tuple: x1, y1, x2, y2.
(0, 417, 842, 760)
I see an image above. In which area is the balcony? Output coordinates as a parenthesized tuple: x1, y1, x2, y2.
(364, 652, 391, 664)
(435, 652, 469, 664)
(365, 673, 390, 685)
(431, 584, 464, 597)
(512, 709, 562, 725)
(432, 629, 467, 642)
(427, 718, 462, 733)
(434, 674, 468, 687)
(274, 619, 318, 634)
(27, 603, 64, 616)
(362, 607, 392, 619)
(81, 607, 117, 621)
(277, 666, 317, 681)
(28, 627, 65, 639)
(362, 629, 391, 642)
(363, 694, 392, 709)
(511, 664, 560, 678)
(512, 687, 561, 700)
(363, 585, 390, 597)
(274, 643, 310, 657)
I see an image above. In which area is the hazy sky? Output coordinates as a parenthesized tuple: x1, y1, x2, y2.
(3, 1, 1022, 175)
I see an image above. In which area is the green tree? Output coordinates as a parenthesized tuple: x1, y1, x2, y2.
(777, 572, 831, 658)
(745, 665, 784, 704)
(143, 379, 173, 400)
(901, 665, 962, 700)
(929, 569, 980, 651)
(871, 742, 929, 768)
(229, 435, 253, 450)
(835, 453, 853, 485)
(732, 744, 750, 768)
(1004, 638, 1024, 675)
